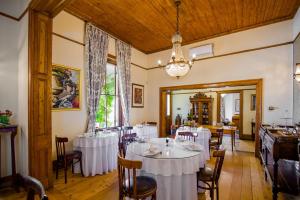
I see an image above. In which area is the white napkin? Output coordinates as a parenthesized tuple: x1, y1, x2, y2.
(182, 142, 203, 152)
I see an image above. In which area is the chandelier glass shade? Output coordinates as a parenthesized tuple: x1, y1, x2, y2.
(162, 0, 194, 78)
(165, 32, 192, 78)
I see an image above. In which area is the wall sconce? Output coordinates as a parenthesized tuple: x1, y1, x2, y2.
(294, 63, 300, 82)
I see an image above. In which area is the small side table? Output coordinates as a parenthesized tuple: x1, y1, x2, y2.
(0, 125, 18, 188)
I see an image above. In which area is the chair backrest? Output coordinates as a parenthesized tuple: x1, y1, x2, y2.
(118, 155, 142, 198)
(55, 136, 68, 162)
(17, 174, 48, 200)
(122, 133, 137, 143)
(216, 128, 224, 145)
(178, 131, 197, 142)
(212, 149, 226, 183)
(120, 133, 137, 156)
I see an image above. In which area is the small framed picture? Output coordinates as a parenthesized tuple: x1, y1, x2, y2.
(250, 94, 256, 111)
(52, 64, 81, 111)
(132, 83, 144, 108)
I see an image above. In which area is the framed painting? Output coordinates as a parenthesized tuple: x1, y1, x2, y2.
(250, 94, 256, 111)
(132, 83, 144, 108)
(52, 64, 81, 111)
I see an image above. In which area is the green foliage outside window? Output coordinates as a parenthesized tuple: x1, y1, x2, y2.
(96, 72, 116, 128)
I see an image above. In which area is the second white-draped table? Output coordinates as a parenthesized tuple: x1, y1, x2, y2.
(73, 132, 118, 177)
(175, 127, 211, 160)
(133, 124, 158, 139)
(126, 138, 206, 200)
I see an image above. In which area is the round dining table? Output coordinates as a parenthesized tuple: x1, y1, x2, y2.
(73, 131, 118, 177)
(175, 127, 211, 160)
(126, 138, 206, 200)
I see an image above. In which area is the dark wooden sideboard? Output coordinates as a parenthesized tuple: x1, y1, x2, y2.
(0, 125, 18, 189)
(259, 125, 299, 200)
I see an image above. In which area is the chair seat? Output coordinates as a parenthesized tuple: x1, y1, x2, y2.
(198, 167, 213, 182)
(65, 150, 82, 159)
(125, 176, 157, 196)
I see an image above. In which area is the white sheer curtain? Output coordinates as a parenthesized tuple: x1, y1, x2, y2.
(116, 40, 131, 126)
(85, 23, 109, 133)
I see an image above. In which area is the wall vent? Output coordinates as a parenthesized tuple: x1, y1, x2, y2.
(189, 43, 214, 59)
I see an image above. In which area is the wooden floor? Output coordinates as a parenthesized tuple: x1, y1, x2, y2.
(1, 149, 298, 200)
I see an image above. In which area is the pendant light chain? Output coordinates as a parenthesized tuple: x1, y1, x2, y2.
(176, 1, 180, 33)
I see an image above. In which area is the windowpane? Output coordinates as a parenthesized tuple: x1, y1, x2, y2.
(105, 63, 116, 95)
(96, 95, 106, 128)
(107, 95, 115, 127)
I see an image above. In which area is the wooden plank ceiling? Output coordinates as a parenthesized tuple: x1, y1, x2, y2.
(65, 0, 300, 54)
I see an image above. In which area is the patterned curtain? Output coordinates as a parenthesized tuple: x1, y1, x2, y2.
(116, 40, 132, 126)
(85, 23, 109, 133)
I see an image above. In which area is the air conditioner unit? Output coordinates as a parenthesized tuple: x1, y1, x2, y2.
(189, 43, 214, 59)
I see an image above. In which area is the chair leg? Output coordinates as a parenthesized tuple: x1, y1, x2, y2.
(80, 157, 84, 177)
(211, 187, 214, 200)
(64, 161, 67, 184)
(27, 189, 35, 200)
(71, 160, 74, 174)
(55, 161, 59, 179)
(152, 192, 156, 200)
(216, 184, 219, 200)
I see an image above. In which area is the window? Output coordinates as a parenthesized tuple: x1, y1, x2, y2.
(96, 63, 120, 128)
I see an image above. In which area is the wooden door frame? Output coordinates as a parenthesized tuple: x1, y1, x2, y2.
(28, 0, 74, 188)
(216, 90, 244, 138)
(159, 79, 263, 157)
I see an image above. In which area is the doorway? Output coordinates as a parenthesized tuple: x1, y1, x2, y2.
(159, 79, 262, 156)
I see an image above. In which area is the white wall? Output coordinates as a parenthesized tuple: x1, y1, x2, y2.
(223, 93, 240, 121)
(0, 14, 19, 177)
(293, 8, 300, 40)
(0, 11, 28, 176)
(52, 11, 149, 156)
(0, 0, 29, 18)
(147, 20, 294, 126)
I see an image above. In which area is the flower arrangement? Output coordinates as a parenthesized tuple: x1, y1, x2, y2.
(0, 110, 12, 124)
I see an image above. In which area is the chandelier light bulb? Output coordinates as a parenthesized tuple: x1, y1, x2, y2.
(158, 60, 162, 65)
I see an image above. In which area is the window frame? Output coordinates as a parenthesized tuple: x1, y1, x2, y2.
(96, 59, 123, 128)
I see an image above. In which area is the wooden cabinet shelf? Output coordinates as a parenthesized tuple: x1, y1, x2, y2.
(190, 92, 213, 125)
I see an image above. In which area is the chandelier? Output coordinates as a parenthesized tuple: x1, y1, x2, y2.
(158, 0, 195, 78)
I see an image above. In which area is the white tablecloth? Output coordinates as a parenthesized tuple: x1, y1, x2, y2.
(175, 127, 211, 160)
(126, 138, 206, 200)
(73, 132, 118, 177)
(133, 125, 158, 139)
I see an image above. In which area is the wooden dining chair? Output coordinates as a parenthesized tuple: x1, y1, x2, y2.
(197, 149, 226, 200)
(55, 136, 84, 183)
(209, 128, 224, 150)
(17, 174, 48, 200)
(178, 131, 197, 142)
(118, 155, 157, 200)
